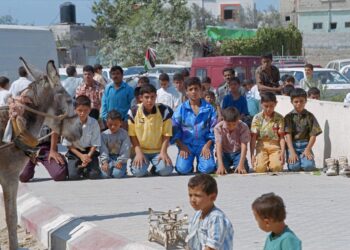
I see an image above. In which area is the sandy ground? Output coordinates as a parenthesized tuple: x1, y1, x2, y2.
(0, 208, 46, 250)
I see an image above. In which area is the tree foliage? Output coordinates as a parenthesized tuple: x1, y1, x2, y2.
(0, 15, 17, 25)
(93, 0, 184, 66)
(220, 24, 302, 56)
(92, 1, 221, 66)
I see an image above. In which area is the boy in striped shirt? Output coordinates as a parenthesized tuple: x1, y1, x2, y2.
(186, 174, 234, 250)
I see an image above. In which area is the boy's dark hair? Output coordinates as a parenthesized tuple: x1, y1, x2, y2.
(188, 174, 218, 195)
(242, 79, 254, 85)
(202, 76, 211, 84)
(185, 76, 201, 89)
(304, 63, 314, 71)
(83, 65, 94, 73)
(203, 90, 215, 100)
(159, 73, 170, 81)
(261, 53, 273, 61)
(138, 76, 150, 85)
(94, 64, 103, 71)
(282, 85, 295, 96)
(290, 88, 307, 100)
(222, 107, 240, 122)
(110, 65, 124, 75)
(181, 68, 190, 77)
(308, 87, 320, 97)
(229, 77, 241, 85)
(0, 76, 10, 88)
(66, 66, 77, 77)
(18, 66, 27, 77)
(223, 67, 235, 75)
(74, 95, 91, 108)
(260, 92, 277, 103)
(134, 86, 141, 97)
(285, 76, 295, 84)
(252, 193, 286, 222)
(173, 73, 184, 81)
(140, 84, 157, 95)
(107, 110, 122, 121)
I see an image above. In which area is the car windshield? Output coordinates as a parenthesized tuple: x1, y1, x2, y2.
(148, 67, 185, 74)
(124, 67, 145, 76)
(340, 61, 350, 69)
(313, 71, 349, 84)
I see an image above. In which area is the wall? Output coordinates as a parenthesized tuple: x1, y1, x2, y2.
(302, 32, 350, 66)
(275, 96, 350, 169)
(298, 10, 350, 33)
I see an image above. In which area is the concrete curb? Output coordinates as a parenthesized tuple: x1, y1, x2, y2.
(0, 184, 155, 250)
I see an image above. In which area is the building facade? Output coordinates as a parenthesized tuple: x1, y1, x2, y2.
(281, 0, 350, 33)
(280, 0, 350, 65)
(187, 0, 255, 26)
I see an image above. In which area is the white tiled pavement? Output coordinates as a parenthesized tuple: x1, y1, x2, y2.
(23, 145, 350, 250)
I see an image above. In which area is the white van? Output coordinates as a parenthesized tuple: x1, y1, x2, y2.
(0, 25, 58, 82)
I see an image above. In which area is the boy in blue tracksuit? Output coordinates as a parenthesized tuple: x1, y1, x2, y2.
(172, 77, 217, 174)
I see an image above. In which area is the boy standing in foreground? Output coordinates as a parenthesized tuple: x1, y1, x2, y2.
(284, 88, 322, 171)
(252, 193, 301, 250)
(186, 174, 234, 250)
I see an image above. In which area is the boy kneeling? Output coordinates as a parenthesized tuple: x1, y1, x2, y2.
(284, 88, 322, 171)
(128, 84, 174, 177)
(215, 107, 250, 175)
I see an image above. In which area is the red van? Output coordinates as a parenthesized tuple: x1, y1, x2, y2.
(191, 56, 261, 88)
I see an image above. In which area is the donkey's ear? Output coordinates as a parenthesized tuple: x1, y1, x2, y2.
(19, 57, 43, 80)
(46, 60, 60, 88)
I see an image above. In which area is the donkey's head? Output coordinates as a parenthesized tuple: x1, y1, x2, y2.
(19, 58, 82, 142)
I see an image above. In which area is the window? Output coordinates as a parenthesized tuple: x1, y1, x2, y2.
(234, 67, 246, 83)
(224, 9, 233, 20)
(313, 23, 322, 29)
(330, 22, 337, 30)
(285, 16, 291, 21)
(195, 68, 207, 81)
(221, 4, 240, 21)
(345, 22, 350, 28)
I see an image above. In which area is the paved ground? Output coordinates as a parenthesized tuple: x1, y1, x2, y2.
(21, 146, 350, 250)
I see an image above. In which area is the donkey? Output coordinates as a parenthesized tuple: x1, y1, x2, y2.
(0, 58, 82, 250)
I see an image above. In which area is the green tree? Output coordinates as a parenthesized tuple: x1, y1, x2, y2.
(93, 0, 194, 66)
(0, 15, 17, 24)
(220, 24, 302, 56)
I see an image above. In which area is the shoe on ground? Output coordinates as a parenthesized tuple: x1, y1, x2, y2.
(338, 156, 350, 176)
(325, 158, 338, 176)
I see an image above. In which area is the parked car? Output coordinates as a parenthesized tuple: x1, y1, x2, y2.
(339, 65, 350, 80)
(279, 67, 350, 99)
(325, 59, 350, 71)
(147, 64, 188, 74)
(191, 56, 260, 88)
(123, 66, 145, 77)
(124, 72, 172, 89)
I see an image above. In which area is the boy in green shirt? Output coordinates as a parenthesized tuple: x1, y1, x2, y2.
(252, 193, 301, 250)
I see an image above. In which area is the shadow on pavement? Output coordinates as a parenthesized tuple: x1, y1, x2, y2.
(78, 211, 149, 222)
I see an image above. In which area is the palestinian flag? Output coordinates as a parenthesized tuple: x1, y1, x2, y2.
(144, 47, 156, 71)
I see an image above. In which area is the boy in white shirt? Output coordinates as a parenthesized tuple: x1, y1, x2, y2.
(156, 73, 180, 110)
(0, 76, 10, 106)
